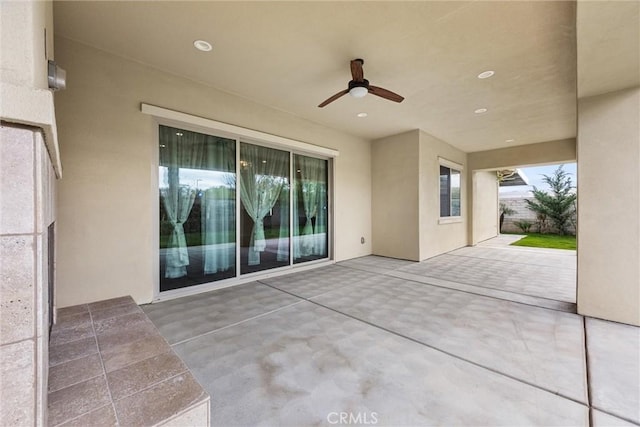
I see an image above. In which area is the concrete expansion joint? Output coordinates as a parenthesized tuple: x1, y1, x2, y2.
(170, 299, 306, 348)
(306, 296, 589, 408)
(0, 336, 36, 347)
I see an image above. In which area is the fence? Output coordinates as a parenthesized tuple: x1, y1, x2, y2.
(499, 195, 576, 235)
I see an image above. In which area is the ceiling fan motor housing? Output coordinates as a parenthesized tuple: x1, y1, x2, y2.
(349, 79, 369, 90)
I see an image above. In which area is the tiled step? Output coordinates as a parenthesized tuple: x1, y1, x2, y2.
(48, 296, 209, 427)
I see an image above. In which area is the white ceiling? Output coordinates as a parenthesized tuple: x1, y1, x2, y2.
(53, 1, 583, 152)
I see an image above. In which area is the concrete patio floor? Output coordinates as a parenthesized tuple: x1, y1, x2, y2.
(143, 243, 640, 426)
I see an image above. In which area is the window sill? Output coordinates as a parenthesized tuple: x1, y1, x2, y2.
(438, 217, 463, 225)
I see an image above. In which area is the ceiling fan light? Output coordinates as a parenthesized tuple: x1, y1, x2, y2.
(349, 86, 368, 98)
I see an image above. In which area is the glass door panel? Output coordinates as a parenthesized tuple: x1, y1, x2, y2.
(293, 155, 329, 263)
(239, 143, 290, 274)
(159, 125, 236, 291)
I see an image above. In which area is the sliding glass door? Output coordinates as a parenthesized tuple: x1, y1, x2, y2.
(159, 126, 236, 291)
(239, 143, 290, 274)
(159, 126, 330, 292)
(293, 155, 328, 263)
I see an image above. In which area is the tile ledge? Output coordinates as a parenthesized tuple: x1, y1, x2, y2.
(49, 296, 210, 427)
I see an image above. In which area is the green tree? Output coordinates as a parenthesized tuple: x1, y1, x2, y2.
(525, 165, 577, 235)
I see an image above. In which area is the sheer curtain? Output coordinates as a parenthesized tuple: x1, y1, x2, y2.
(298, 156, 323, 256)
(239, 143, 288, 265)
(202, 185, 234, 274)
(294, 155, 328, 259)
(201, 140, 236, 274)
(159, 127, 206, 278)
(315, 180, 328, 255)
(276, 183, 290, 262)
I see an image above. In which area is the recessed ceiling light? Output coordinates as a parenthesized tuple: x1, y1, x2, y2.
(474, 108, 488, 114)
(505, 139, 515, 143)
(357, 112, 368, 118)
(176, 132, 183, 136)
(193, 40, 213, 52)
(477, 70, 495, 79)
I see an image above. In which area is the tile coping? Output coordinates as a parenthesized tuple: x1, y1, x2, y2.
(48, 296, 210, 427)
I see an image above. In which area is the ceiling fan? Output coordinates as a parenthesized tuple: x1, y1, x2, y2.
(318, 59, 405, 108)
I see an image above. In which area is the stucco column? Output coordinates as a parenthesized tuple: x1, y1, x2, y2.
(577, 87, 640, 326)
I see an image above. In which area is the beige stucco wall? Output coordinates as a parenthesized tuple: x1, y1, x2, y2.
(418, 131, 468, 260)
(471, 171, 499, 245)
(467, 138, 577, 172)
(0, 0, 53, 90)
(371, 129, 467, 261)
(466, 139, 577, 246)
(371, 130, 420, 260)
(577, 87, 640, 326)
(54, 37, 372, 307)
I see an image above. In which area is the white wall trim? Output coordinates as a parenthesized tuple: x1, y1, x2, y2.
(438, 217, 463, 225)
(438, 156, 464, 170)
(141, 103, 339, 158)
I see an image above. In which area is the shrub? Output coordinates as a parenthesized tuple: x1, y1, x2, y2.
(514, 220, 533, 233)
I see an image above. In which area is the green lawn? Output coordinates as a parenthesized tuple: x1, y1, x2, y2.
(511, 233, 576, 250)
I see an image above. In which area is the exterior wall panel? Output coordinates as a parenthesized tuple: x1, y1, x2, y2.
(54, 36, 372, 306)
(577, 87, 640, 326)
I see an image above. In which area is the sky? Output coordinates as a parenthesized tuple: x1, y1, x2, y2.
(499, 162, 577, 193)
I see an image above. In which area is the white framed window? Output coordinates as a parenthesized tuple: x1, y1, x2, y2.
(439, 158, 462, 223)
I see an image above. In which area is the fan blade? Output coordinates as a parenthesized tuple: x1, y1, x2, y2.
(350, 59, 364, 82)
(318, 89, 349, 108)
(369, 85, 404, 103)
